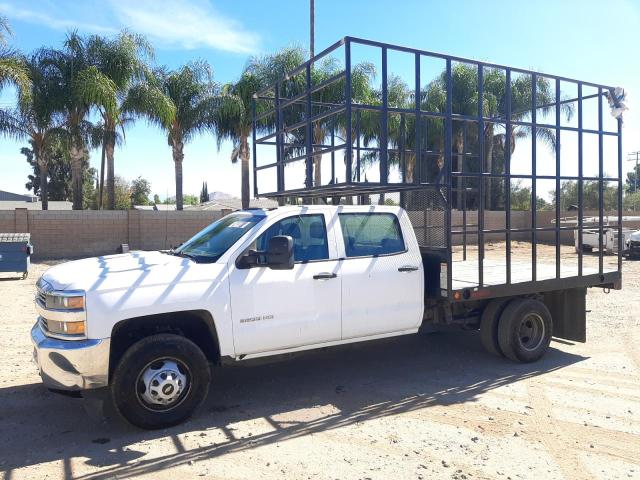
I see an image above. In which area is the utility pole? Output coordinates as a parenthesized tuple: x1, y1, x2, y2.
(629, 151, 640, 193)
(310, 0, 315, 59)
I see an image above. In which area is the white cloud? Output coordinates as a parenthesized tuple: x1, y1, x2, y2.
(109, 0, 260, 54)
(0, 2, 116, 34)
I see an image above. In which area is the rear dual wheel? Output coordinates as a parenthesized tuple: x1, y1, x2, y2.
(480, 297, 553, 363)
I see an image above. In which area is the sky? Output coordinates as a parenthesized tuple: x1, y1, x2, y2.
(0, 0, 638, 200)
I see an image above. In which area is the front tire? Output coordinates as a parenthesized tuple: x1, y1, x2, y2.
(497, 298, 553, 363)
(111, 333, 211, 429)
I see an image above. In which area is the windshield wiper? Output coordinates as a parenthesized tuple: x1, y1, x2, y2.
(168, 249, 197, 262)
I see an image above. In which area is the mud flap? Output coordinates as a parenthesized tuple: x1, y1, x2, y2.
(543, 288, 587, 343)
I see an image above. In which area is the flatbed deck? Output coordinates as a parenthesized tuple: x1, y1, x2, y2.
(451, 259, 600, 289)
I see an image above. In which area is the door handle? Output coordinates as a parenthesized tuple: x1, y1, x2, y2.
(313, 272, 337, 280)
(398, 265, 419, 272)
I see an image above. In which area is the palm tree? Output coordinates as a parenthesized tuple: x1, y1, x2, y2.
(421, 64, 571, 208)
(87, 32, 154, 209)
(0, 56, 62, 210)
(213, 73, 261, 209)
(128, 62, 215, 210)
(0, 16, 30, 106)
(36, 32, 118, 209)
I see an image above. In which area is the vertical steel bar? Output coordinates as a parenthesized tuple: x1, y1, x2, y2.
(445, 59, 453, 295)
(477, 64, 484, 287)
(252, 96, 258, 197)
(356, 109, 361, 182)
(345, 39, 353, 184)
(275, 82, 284, 193)
(618, 117, 623, 273)
(356, 110, 361, 182)
(555, 78, 561, 279)
(505, 69, 512, 284)
(531, 73, 537, 282)
(598, 88, 604, 275)
(577, 83, 583, 276)
(415, 52, 421, 185)
(462, 121, 467, 262)
(331, 119, 335, 184)
(381, 47, 389, 183)
(305, 63, 313, 188)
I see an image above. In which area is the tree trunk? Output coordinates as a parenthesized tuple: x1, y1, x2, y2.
(106, 135, 116, 210)
(172, 140, 184, 211)
(98, 142, 106, 209)
(37, 157, 48, 211)
(69, 139, 84, 210)
(240, 135, 250, 209)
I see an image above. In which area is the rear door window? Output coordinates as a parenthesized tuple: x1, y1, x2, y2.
(339, 213, 405, 257)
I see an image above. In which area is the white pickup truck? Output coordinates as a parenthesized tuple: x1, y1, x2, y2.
(32, 205, 563, 429)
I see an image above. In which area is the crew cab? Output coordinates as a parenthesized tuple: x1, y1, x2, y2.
(32, 205, 566, 429)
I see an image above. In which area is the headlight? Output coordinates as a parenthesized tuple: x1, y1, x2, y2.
(45, 319, 86, 336)
(45, 293, 85, 310)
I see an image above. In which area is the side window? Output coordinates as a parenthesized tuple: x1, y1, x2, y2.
(339, 213, 405, 257)
(255, 214, 329, 263)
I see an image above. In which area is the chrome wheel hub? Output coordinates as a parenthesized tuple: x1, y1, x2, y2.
(139, 359, 188, 408)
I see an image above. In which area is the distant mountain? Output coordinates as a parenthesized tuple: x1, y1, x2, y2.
(208, 191, 235, 201)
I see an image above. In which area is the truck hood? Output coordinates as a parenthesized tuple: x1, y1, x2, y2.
(41, 250, 205, 291)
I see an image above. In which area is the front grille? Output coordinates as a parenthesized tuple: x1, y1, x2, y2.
(39, 317, 49, 333)
(35, 278, 51, 307)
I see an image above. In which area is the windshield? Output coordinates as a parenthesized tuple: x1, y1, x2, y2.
(174, 212, 265, 263)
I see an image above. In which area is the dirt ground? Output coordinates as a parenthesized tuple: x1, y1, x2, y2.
(1, 253, 639, 480)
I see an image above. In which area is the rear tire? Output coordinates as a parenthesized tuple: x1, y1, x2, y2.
(111, 333, 211, 429)
(497, 298, 553, 363)
(479, 298, 510, 357)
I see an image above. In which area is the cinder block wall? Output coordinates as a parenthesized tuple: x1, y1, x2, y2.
(0, 208, 225, 259)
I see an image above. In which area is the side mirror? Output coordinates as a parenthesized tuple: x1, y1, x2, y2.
(237, 249, 260, 269)
(266, 235, 294, 270)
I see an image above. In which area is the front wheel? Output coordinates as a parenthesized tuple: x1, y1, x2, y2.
(111, 333, 211, 429)
(497, 298, 553, 363)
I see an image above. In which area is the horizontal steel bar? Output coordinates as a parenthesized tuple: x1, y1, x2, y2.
(284, 105, 346, 132)
(346, 36, 617, 90)
(254, 38, 346, 97)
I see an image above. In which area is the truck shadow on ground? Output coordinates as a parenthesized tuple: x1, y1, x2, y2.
(0, 331, 585, 480)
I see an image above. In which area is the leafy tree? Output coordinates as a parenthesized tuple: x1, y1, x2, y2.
(623, 191, 640, 211)
(183, 194, 199, 206)
(626, 160, 639, 194)
(200, 181, 209, 203)
(554, 180, 618, 211)
(22, 139, 93, 203)
(153, 193, 160, 205)
(128, 62, 215, 210)
(36, 32, 119, 209)
(112, 175, 132, 210)
(130, 176, 152, 205)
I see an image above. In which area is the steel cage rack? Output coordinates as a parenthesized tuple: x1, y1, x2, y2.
(252, 36, 624, 301)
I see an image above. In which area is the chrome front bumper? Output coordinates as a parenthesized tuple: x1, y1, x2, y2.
(31, 321, 110, 390)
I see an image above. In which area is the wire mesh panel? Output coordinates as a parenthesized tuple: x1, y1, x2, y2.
(253, 36, 624, 300)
